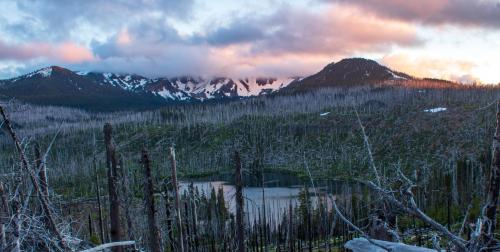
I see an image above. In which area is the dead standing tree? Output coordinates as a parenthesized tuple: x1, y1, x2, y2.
(0, 182, 7, 250)
(0, 105, 70, 251)
(330, 108, 467, 251)
(93, 155, 106, 244)
(169, 146, 185, 252)
(472, 99, 500, 250)
(334, 100, 500, 251)
(141, 149, 162, 252)
(162, 184, 175, 252)
(34, 143, 49, 197)
(103, 123, 123, 252)
(119, 157, 135, 242)
(235, 151, 245, 252)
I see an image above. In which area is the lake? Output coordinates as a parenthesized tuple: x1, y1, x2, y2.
(179, 180, 336, 225)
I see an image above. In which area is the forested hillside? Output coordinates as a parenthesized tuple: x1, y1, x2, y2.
(0, 80, 499, 251)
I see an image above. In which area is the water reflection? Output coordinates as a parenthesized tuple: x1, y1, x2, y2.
(179, 180, 331, 223)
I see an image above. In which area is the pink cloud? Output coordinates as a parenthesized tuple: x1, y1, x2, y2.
(0, 40, 94, 63)
(86, 4, 422, 78)
(56, 43, 95, 62)
(116, 29, 132, 45)
(221, 5, 421, 57)
(197, 6, 421, 77)
(381, 54, 479, 83)
(327, 0, 500, 28)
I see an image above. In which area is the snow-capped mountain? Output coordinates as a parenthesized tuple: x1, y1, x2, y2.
(55, 70, 298, 101)
(0, 66, 299, 110)
(165, 76, 296, 100)
(0, 58, 414, 110)
(76, 71, 150, 92)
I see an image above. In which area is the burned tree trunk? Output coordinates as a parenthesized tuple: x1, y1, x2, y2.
(287, 201, 294, 252)
(479, 99, 500, 247)
(141, 149, 162, 252)
(11, 198, 21, 252)
(35, 142, 52, 237)
(103, 123, 123, 252)
(93, 156, 105, 244)
(0, 182, 7, 250)
(0, 106, 69, 251)
(89, 213, 94, 238)
(34, 143, 49, 197)
(119, 157, 135, 242)
(234, 151, 245, 252)
(169, 147, 185, 252)
(183, 201, 192, 250)
(163, 185, 175, 252)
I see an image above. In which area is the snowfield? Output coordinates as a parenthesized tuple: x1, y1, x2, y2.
(424, 107, 447, 113)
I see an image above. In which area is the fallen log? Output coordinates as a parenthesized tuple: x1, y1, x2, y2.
(80, 241, 135, 252)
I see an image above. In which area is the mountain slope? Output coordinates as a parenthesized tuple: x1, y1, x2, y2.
(0, 66, 167, 110)
(285, 58, 411, 92)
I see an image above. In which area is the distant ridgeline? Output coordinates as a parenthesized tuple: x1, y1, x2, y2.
(0, 58, 464, 111)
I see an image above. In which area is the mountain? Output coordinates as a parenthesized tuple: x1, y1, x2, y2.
(0, 58, 413, 110)
(166, 76, 296, 100)
(0, 66, 167, 111)
(285, 58, 412, 92)
(0, 67, 298, 110)
(75, 73, 297, 101)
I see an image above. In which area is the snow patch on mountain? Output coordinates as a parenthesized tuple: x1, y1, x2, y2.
(167, 77, 297, 101)
(156, 87, 191, 101)
(91, 73, 151, 91)
(387, 70, 408, 80)
(237, 78, 295, 96)
(76, 71, 89, 76)
(20, 67, 53, 79)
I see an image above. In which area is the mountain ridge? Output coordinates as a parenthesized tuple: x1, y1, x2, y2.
(284, 58, 411, 92)
(0, 58, 417, 110)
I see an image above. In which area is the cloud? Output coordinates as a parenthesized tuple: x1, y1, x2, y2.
(454, 74, 481, 84)
(85, 5, 421, 77)
(0, 40, 94, 63)
(201, 20, 266, 46)
(12, 0, 195, 42)
(264, 6, 420, 55)
(5, 1, 493, 81)
(199, 6, 421, 56)
(324, 0, 500, 28)
(91, 17, 187, 60)
(381, 54, 480, 82)
(56, 43, 95, 63)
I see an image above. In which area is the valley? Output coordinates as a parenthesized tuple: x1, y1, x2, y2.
(0, 68, 498, 250)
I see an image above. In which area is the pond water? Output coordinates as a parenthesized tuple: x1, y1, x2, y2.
(179, 180, 335, 224)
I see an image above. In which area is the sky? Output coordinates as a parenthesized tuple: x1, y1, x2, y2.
(0, 0, 499, 83)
